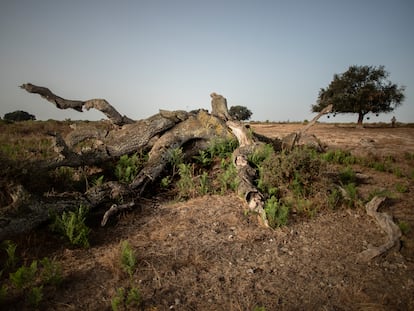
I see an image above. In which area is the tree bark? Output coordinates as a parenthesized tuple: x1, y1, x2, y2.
(227, 121, 269, 227)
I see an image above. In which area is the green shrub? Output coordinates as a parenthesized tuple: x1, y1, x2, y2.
(258, 148, 322, 198)
(218, 159, 239, 194)
(398, 221, 411, 235)
(264, 196, 289, 228)
(50, 205, 91, 248)
(167, 147, 184, 176)
(371, 161, 386, 172)
(207, 138, 238, 159)
(2, 240, 18, 270)
(327, 187, 343, 210)
(92, 175, 104, 187)
(111, 287, 125, 311)
(322, 149, 357, 165)
(27, 286, 43, 307)
(339, 167, 357, 185)
(295, 197, 318, 218)
(126, 286, 142, 306)
(115, 152, 147, 183)
(111, 286, 142, 310)
(39, 257, 62, 286)
(120, 240, 137, 278)
(193, 150, 213, 167)
(198, 171, 210, 195)
(395, 183, 408, 193)
(4, 256, 62, 307)
(367, 188, 394, 201)
(177, 163, 196, 199)
(247, 143, 274, 168)
(160, 175, 172, 188)
(9, 261, 38, 290)
(343, 183, 358, 208)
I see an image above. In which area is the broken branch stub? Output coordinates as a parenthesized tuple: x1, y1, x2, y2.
(210, 92, 232, 121)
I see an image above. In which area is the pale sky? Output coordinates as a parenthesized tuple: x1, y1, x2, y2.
(0, 0, 413, 123)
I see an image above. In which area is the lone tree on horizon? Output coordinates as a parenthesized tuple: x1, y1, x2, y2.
(312, 65, 405, 126)
(229, 105, 253, 121)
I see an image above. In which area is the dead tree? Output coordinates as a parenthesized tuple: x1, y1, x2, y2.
(0, 84, 330, 239)
(0, 85, 234, 238)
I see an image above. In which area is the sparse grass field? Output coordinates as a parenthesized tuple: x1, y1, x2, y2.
(1, 120, 414, 310)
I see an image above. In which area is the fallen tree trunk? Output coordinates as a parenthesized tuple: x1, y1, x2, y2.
(0, 89, 235, 237)
(0, 86, 328, 238)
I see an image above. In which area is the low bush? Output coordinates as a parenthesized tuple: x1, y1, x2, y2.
(50, 205, 91, 248)
(115, 152, 147, 183)
(264, 196, 290, 228)
(120, 240, 137, 278)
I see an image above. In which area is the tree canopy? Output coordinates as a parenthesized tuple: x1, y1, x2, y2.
(312, 65, 405, 125)
(229, 105, 253, 121)
(4, 110, 36, 122)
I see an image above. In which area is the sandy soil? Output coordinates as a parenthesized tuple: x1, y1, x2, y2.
(2, 123, 414, 311)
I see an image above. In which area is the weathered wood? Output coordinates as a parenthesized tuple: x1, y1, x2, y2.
(130, 110, 232, 192)
(0, 190, 88, 240)
(6, 84, 333, 236)
(227, 120, 269, 227)
(282, 104, 333, 150)
(101, 202, 135, 227)
(356, 196, 402, 262)
(210, 93, 232, 121)
(20, 83, 134, 125)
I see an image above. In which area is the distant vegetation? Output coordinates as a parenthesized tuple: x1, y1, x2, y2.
(3, 110, 36, 122)
(229, 105, 252, 121)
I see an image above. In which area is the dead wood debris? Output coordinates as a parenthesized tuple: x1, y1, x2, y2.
(357, 196, 402, 262)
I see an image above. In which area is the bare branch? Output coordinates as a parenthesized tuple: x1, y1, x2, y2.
(356, 196, 402, 262)
(20, 83, 134, 125)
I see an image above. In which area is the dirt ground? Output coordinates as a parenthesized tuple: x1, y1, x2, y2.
(3, 123, 414, 310)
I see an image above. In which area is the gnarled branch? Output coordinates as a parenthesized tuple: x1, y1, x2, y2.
(356, 196, 402, 262)
(20, 83, 134, 125)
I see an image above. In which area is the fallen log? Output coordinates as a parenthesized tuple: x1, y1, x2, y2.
(1, 85, 329, 237)
(0, 88, 236, 236)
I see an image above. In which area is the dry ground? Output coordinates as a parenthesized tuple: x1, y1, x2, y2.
(2, 122, 414, 310)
